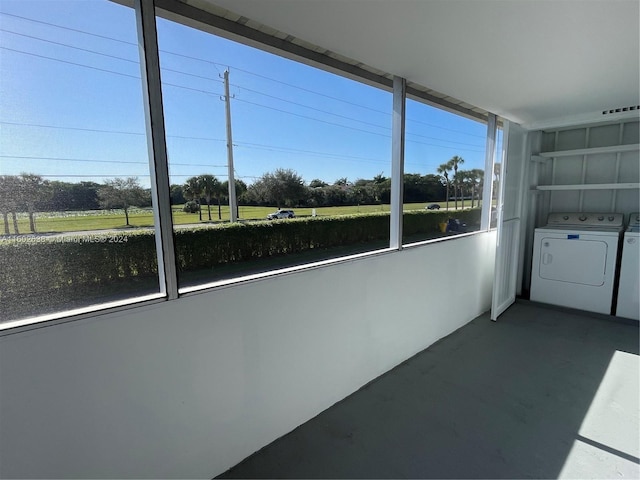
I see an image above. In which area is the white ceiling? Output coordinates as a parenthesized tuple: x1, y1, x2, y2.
(196, 0, 639, 128)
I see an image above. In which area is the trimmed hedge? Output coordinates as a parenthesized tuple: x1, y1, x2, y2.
(173, 211, 393, 270)
(0, 233, 158, 317)
(1, 209, 481, 318)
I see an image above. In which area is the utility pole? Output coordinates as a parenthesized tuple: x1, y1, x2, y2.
(223, 69, 238, 222)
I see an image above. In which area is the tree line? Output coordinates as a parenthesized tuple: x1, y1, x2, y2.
(1, 155, 497, 234)
(170, 169, 448, 213)
(0, 174, 152, 234)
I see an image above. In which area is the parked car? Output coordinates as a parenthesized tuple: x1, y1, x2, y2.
(426, 203, 441, 210)
(267, 209, 295, 220)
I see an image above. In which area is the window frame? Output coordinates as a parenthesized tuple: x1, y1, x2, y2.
(0, 0, 501, 335)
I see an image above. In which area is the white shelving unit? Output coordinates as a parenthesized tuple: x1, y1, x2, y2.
(532, 143, 640, 194)
(536, 143, 640, 158)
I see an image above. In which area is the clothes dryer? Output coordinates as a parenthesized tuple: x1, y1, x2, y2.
(616, 213, 639, 321)
(530, 213, 623, 315)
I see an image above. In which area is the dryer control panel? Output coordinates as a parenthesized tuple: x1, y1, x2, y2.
(546, 212, 623, 228)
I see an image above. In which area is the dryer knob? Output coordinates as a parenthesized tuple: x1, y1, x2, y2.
(608, 216, 615, 221)
(598, 216, 604, 221)
(563, 215, 569, 220)
(579, 215, 587, 221)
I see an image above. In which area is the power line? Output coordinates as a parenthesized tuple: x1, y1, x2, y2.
(0, 47, 223, 96)
(0, 12, 137, 45)
(4, 24, 390, 133)
(406, 117, 486, 139)
(0, 155, 228, 168)
(229, 66, 391, 117)
(234, 98, 391, 139)
(1, 12, 390, 117)
(405, 131, 484, 148)
(1, 11, 487, 141)
(234, 100, 483, 152)
(1, 34, 484, 150)
(1, 118, 482, 158)
(6, 25, 391, 135)
(2, 43, 481, 149)
(1, 28, 139, 63)
(0, 121, 388, 163)
(232, 84, 390, 131)
(235, 144, 388, 166)
(0, 46, 140, 80)
(238, 85, 489, 147)
(0, 121, 227, 143)
(0, 121, 145, 137)
(0, 28, 225, 84)
(236, 141, 387, 163)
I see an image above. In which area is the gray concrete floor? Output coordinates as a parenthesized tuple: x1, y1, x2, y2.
(217, 302, 640, 479)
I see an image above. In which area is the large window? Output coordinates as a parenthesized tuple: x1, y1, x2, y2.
(0, 1, 161, 323)
(402, 99, 489, 245)
(155, 15, 392, 290)
(0, 0, 498, 328)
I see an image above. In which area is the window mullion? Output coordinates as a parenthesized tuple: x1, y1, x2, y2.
(390, 75, 406, 249)
(135, 0, 178, 300)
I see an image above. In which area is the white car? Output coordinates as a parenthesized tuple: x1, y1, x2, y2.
(267, 209, 295, 220)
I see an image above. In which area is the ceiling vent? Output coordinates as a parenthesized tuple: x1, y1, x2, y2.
(602, 105, 639, 115)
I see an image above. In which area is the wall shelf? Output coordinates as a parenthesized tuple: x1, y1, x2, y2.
(537, 143, 640, 158)
(535, 183, 640, 191)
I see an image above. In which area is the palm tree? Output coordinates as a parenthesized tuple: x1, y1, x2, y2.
(449, 156, 464, 210)
(455, 170, 469, 209)
(197, 174, 220, 221)
(214, 180, 226, 220)
(471, 168, 484, 208)
(184, 176, 202, 221)
(437, 162, 452, 211)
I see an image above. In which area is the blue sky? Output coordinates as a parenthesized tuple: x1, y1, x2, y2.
(0, 0, 491, 189)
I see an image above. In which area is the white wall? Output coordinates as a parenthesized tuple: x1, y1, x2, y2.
(0, 232, 496, 479)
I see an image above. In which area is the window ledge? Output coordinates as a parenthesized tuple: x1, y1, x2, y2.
(0, 293, 167, 337)
(179, 246, 397, 297)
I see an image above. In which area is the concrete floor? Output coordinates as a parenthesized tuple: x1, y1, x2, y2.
(217, 302, 640, 479)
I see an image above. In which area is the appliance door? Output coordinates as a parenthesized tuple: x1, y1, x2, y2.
(617, 234, 640, 320)
(538, 236, 608, 286)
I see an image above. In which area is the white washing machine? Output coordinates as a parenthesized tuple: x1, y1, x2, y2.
(530, 212, 624, 315)
(616, 213, 639, 321)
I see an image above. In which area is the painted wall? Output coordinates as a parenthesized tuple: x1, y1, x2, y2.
(0, 232, 496, 479)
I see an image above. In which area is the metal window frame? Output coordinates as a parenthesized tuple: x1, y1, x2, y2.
(135, 0, 178, 299)
(481, 113, 498, 230)
(2, 0, 503, 334)
(390, 76, 406, 250)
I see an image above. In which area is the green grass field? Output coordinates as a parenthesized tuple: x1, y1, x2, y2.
(5, 200, 486, 234)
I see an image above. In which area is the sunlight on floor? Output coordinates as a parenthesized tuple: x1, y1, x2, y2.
(559, 350, 640, 479)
